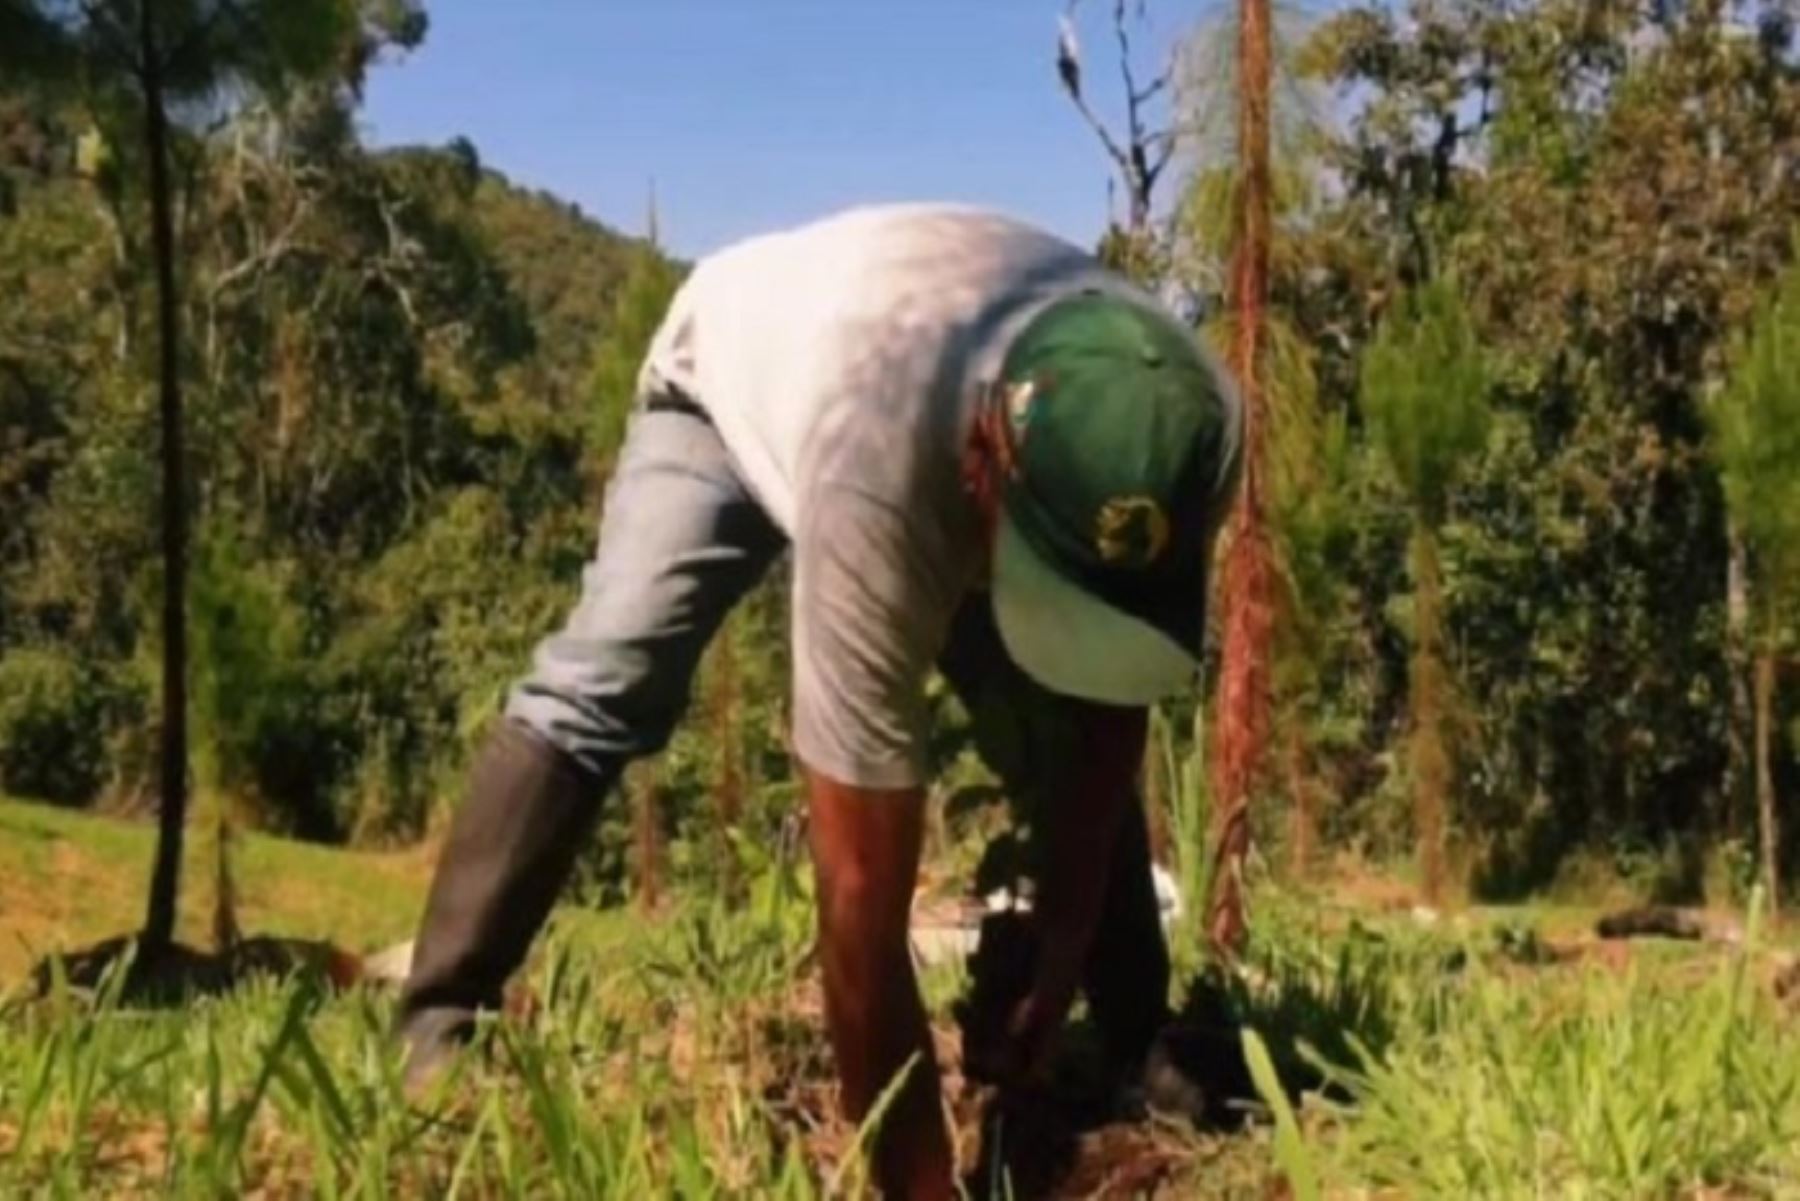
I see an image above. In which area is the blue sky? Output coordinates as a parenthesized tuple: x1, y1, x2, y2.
(359, 1, 1230, 259)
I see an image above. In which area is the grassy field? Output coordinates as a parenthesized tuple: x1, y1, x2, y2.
(4, 798, 1800, 1197)
(0, 798, 433, 983)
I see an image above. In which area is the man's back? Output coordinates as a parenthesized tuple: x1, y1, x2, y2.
(630, 204, 1166, 789)
(640, 202, 1135, 535)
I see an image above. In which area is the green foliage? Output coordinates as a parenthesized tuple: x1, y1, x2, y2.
(4, 0, 1800, 922)
(1242, 1027, 1320, 1201)
(1152, 701, 1213, 973)
(1315, 904, 1800, 1196)
(1359, 277, 1491, 528)
(1714, 248, 1800, 630)
(0, 648, 110, 805)
(1357, 276, 1490, 897)
(1224, 0, 1800, 884)
(6, 858, 1798, 1196)
(0, 796, 428, 977)
(1175, 0, 1324, 287)
(0, 19, 673, 842)
(472, 173, 645, 414)
(188, 526, 307, 806)
(587, 245, 684, 468)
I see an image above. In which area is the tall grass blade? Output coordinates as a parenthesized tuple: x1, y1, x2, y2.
(827, 1050, 921, 1198)
(1243, 1026, 1320, 1201)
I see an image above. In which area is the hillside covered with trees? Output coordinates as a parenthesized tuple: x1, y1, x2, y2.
(3, 0, 1799, 916)
(0, 11, 677, 857)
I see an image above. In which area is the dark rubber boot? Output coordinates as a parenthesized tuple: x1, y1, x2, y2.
(396, 719, 606, 1095)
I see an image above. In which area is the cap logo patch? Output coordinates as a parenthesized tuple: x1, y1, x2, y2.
(1004, 378, 1038, 432)
(1095, 496, 1171, 567)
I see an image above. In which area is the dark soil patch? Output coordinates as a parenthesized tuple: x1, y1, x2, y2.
(951, 914, 1287, 1198)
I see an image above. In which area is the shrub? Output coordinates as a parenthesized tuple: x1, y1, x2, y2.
(0, 647, 109, 804)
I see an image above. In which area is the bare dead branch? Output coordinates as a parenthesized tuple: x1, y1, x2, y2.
(1058, 0, 1178, 234)
(1146, 127, 1177, 173)
(1133, 73, 1169, 107)
(1115, 0, 1139, 140)
(1067, 86, 1134, 179)
(205, 218, 313, 300)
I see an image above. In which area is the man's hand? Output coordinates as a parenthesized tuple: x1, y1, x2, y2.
(805, 771, 955, 1201)
(992, 701, 1149, 1089)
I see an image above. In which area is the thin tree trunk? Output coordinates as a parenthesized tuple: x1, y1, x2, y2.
(210, 807, 240, 954)
(1204, 0, 1274, 961)
(1725, 527, 1752, 842)
(1754, 650, 1779, 912)
(140, 4, 189, 957)
(1411, 525, 1449, 905)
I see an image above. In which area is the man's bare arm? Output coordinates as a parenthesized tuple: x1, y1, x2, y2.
(995, 701, 1149, 1085)
(805, 771, 955, 1200)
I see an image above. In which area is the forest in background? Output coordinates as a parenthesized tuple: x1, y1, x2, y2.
(3, 0, 1799, 914)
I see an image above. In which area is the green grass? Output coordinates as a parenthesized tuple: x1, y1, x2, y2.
(4, 799, 1800, 1197)
(1236, 895, 1800, 1200)
(1312, 944, 1800, 1197)
(0, 798, 431, 982)
(0, 836, 902, 1198)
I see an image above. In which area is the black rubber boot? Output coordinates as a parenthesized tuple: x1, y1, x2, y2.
(396, 718, 606, 1095)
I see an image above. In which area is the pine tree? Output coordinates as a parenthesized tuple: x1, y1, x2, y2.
(1, 0, 365, 958)
(1359, 277, 1491, 904)
(1712, 254, 1800, 912)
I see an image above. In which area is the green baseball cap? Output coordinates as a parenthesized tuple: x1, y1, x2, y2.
(990, 290, 1240, 705)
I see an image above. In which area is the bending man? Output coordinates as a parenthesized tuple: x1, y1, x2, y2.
(396, 203, 1241, 1199)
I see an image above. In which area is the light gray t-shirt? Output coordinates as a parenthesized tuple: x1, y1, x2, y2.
(637, 203, 1163, 790)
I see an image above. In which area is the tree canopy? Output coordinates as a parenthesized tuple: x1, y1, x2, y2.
(2, 0, 1799, 911)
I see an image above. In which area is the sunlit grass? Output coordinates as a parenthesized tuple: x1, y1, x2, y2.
(1306, 923, 1800, 1197)
(4, 801, 1799, 1197)
(0, 797, 430, 981)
